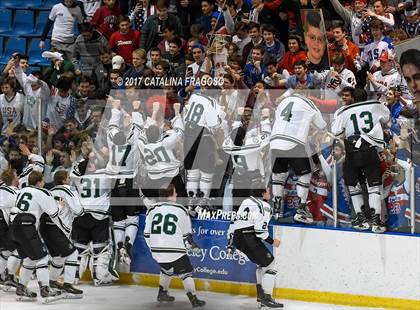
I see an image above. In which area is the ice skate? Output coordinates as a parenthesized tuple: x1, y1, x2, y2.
(260, 293, 283, 308)
(0, 273, 5, 287)
(124, 237, 133, 261)
(15, 283, 37, 302)
(157, 285, 175, 302)
(187, 292, 206, 309)
(62, 283, 83, 299)
(351, 205, 371, 230)
(272, 197, 284, 220)
(370, 213, 387, 234)
(293, 203, 313, 224)
(50, 280, 65, 290)
(40, 285, 63, 304)
(118, 246, 131, 266)
(256, 284, 264, 302)
(3, 274, 19, 292)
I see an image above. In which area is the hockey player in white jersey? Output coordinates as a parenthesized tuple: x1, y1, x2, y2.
(365, 50, 412, 102)
(270, 92, 327, 223)
(227, 186, 283, 308)
(137, 102, 187, 200)
(223, 108, 271, 210)
(17, 144, 45, 189)
(312, 53, 356, 94)
(183, 92, 224, 202)
(71, 154, 117, 286)
(144, 184, 205, 309)
(107, 98, 142, 267)
(42, 170, 84, 298)
(331, 89, 390, 233)
(0, 168, 21, 291)
(9, 171, 63, 302)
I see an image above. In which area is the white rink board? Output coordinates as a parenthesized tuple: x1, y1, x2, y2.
(274, 225, 420, 301)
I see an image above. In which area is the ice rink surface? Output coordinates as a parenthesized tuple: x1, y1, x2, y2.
(0, 283, 384, 310)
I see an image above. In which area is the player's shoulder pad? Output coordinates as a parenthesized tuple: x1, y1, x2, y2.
(19, 167, 33, 179)
(28, 185, 52, 196)
(291, 93, 319, 112)
(153, 202, 189, 215)
(51, 185, 75, 197)
(336, 100, 381, 116)
(261, 200, 271, 214)
(249, 196, 265, 214)
(0, 185, 18, 195)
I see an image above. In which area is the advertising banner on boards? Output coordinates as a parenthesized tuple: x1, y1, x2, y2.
(132, 215, 273, 283)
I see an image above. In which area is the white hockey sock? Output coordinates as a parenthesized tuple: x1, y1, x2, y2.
(261, 269, 277, 295)
(113, 220, 126, 247)
(181, 276, 196, 294)
(36, 256, 50, 287)
(199, 171, 213, 198)
(125, 216, 139, 245)
(256, 266, 263, 285)
(159, 272, 171, 290)
(348, 185, 363, 213)
(20, 258, 35, 286)
(7, 252, 21, 275)
(296, 173, 311, 204)
(0, 250, 10, 274)
(368, 185, 382, 214)
(186, 169, 200, 196)
(50, 256, 65, 282)
(64, 250, 78, 284)
(272, 173, 287, 198)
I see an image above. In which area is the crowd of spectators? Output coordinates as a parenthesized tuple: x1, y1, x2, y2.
(0, 0, 419, 232)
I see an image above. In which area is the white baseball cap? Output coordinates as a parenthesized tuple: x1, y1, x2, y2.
(112, 55, 125, 70)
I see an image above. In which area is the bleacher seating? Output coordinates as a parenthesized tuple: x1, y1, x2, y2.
(40, 0, 58, 9)
(28, 38, 50, 66)
(0, 36, 4, 58)
(0, 9, 12, 33)
(0, 0, 70, 67)
(1, 10, 35, 36)
(0, 0, 27, 9)
(25, 11, 50, 37)
(0, 37, 26, 65)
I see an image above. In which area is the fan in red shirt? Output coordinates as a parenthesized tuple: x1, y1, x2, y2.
(144, 86, 179, 120)
(277, 34, 306, 75)
(91, 0, 122, 40)
(109, 15, 141, 64)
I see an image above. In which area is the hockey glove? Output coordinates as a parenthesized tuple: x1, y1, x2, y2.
(226, 233, 236, 256)
(184, 233, 201, 255)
